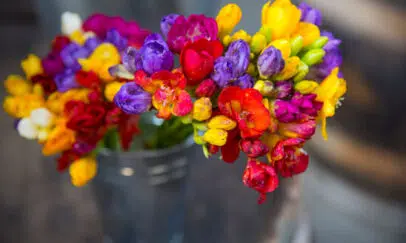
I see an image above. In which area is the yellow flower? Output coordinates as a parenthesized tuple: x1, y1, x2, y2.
(294, 80, 319, 94)
(216, 3, 242, 39)
(69, 30, 87, 45)
(105, 81, 125, 102)
(46, 89, 89, 114)
(21, 54, 43, 80)
(274, 56, 300, 81)
(3, 94, 45, 118)
(203, 128, 228, 146)
(315, 68, 347, 140)
(250, 32, 268, 54)
(42, 122, 76, 156)
(4, 75, 32, 96)
(267, 39, 291, 59)
(293, 22, 320, 47)
(231, 29, 252, 43)
(193, 97, 212, 121)
(207, 115, 237, 130)
(261, 0, 301, 40)
(78, 43, 120, 81)
(69, 156, 97, 187)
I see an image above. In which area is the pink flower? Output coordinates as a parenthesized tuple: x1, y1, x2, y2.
(167, 14, 218, 53)
(240, 139, 269, 158)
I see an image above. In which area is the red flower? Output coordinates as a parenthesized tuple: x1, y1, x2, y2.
(221, 128, 241, 163)
(243, 159, 279, 204)
(57, 150, 80, 172)
(240, 139, 269, 158)
(65, 100, 107, 143)
(52, 35, 71, 52)
(218, 86, 270, 138)
(118, 114, 141, 150)
(270, 138, 309, 177)
(75, 70, 100, 89)
(31, 74, 57, 95)
(180, 39, 223, 85)
(195, 79, 217, 97)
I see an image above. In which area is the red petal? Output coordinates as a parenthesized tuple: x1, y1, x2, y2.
(221, 129, 240, 163)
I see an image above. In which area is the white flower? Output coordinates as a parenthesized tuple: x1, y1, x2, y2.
(17, 118, 38, 140)
(30, 108, 54, 127)
(61, 12, 82, 35)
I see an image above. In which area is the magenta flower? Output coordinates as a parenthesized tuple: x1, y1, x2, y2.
(166, 14, 218, 53)
(278, 119, 317, 140)
(160, 14, 180, 38)
(42, 52, 65, 77)
(274, 92, 322, 123)
(290, 92, 323, 117)
(275, 81, 293, 99)
(240, 139, 269, 158)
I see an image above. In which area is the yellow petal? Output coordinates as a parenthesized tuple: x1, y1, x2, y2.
(69, 157, 97, 187)
(231, 29, 251, 43)
(268, 39, 291, 59)
(4, 75, 32, 96)
(293, 22, 321, 47)
(216, 3, 242, 38)
(105, 81, 125, 102)
(42, 123, 76, 156)
(203, 128, 228, 146)
(294, 80, 319, 94)
(193, 97, 212, 121)
(274, 56, 300, 80)
(21, 54, 43, 80)
(208, 115, 237, 130)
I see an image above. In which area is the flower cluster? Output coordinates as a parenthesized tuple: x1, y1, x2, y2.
(3, 12, 149, 186)
(3, 1, 347, 204)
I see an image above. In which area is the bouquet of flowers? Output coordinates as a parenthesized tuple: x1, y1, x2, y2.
(3, 0, 346, 204)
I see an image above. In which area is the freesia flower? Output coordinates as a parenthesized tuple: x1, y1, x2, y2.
(17, 118, 38, 140)
(69, 156, 97, 187)
(78, 43, 121, 81)
(46, 89, 89, 115)
(261, 0, 301, 40)
(114, 82, 152, 115)
(21, 54, 43, 80)
(314, 67, 347, 140)
(160, 14, 180, 38)
(273, 92, 322, 123)
(274, 81, 293, 99)
(61, 12, 82, 35)
(105, 29, 128, 51)
(293, 22, 320, 47)
(257, 46, 285, 79)
(4, 75, 32, 96)
(216, 3, 242, 39)
(167, 14, 218, 53)
(42, 121, 76, 156)
(3, 94, 45, 118)
(195, 79, 217, 97)
(180, 39, 223, 85)
(104, 81, 125, 102)
(278, 118, 316, 139)
(218, 86, 270, 138)
(192, 97, 212, 121)
(243, 159, 279, 204)
(298, 2, 322, 26)
(60, 43, 90, 71)
(270, 138, 309, 177)
(31, 74, 57, 95)
(240, 139, 269, 158)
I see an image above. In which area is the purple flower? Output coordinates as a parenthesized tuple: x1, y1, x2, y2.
(225, 40, 250, 77)
(322, 31, 342, 52)
(133, 33, 174, 75)
(60, 43, 91, 71)
(211, 57, 235, 87)
(55, 69, 80, 92)
(233, 74, 254, 89)
(257, 47, 285, 78)
(114, 82, 152, 114)
(122, 47, 139, 73)
(275, 81, 293, 99)
(105, 28, 128, 51)
(72, 141, 96, 155)
(84, 37, 102, 52)
(160, 14, 180, 38)
(299, 2, 322, 26)
(274, 92, 322, 123)
(42, 52, 65, 77)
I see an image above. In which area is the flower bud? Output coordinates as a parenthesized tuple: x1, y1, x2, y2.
(203, 128, 228, 146)
(250, 32, 267, 54)
(4, 75, 32, 96)
(269, 39, 291, 59)
(234, 74, 254, 89)
(258, 25, 272, 43)
(193, 97, 212, 121)
(208, 115, 237, 130)
(294, 22, 320, 47)
(304, 36, 329, 51)
(30, 108, 54, 127)
(254, 80, 274, 97)
(195, 79, 217, 97)
(226, 40, 250, 76)
(216, 3, 242, 38)
(293, 61, 309, 82)
(231, 29, 251, 43)
(160, 14, 180, 38)
(302, 49, 326, 67)
(69, 157, 97, 187)
(240, 139, 270, 158)
(257, 46, 285, 79)
(113, 82, 152, 114)
(290, 35, 304, 56)
(21, 54, 43, 80)
(294, 80, 319, 94)
(274, 56, 300, 81)
(275, 81, 293, 99)
(278, 119, 316, 139)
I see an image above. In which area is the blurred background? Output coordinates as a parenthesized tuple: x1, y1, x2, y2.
(0, 0, 405, 243)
